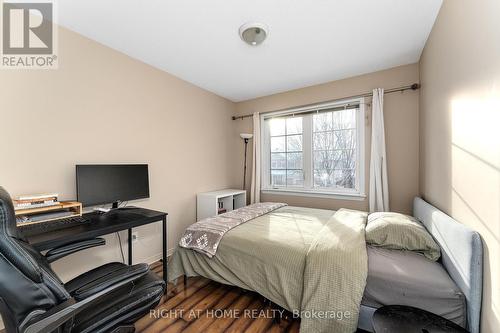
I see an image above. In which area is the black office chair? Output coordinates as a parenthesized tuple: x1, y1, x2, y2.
(0, 187, 166, 333)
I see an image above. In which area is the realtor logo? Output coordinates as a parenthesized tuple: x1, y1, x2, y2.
(1, 1, 58, 69)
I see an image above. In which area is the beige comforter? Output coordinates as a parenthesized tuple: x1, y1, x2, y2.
(169, 206, 368, 333)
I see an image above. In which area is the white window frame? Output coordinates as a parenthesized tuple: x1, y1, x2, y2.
(261, 97, 366, 200)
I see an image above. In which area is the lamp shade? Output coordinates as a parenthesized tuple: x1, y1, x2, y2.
(240, 133, 253, 140)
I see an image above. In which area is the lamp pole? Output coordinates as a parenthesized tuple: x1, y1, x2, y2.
(240, 133, 253, 191)
(243, 137, 249, 189)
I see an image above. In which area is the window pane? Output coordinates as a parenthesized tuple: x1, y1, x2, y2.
(271, 170, 286, 186)
(333, 169, 355, 189)
(313, 112, 333, 132)
(314, 169, 356, 189)
(333, 109, 356, 129)
(271, 136, 285, 152)
(286, 117, 302, 135)
(313, 151, 333, 170)
(333, 129, 355, 149)
(315, 150, 352, 170)
(287, 152, 302, 169)
(271, 153, 286, 169)
(269, 118, 285, 136)
(287, 135, 302, 152)
(287, 170, 303, 186)
(336, 149, 356, 169)
(313, 169, 334, 188)
(313, 132, 333, 150)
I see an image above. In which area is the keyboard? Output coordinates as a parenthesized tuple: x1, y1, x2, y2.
(19, 216, 90, 236)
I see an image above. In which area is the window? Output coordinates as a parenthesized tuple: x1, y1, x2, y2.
(269, 116, 304, 187)
(261, 98, 365, 198)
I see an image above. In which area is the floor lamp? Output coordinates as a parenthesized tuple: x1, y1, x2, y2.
(240, 133, 253, 190)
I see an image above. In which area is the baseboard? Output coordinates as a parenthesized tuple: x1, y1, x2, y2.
(143, 248, 175, 265)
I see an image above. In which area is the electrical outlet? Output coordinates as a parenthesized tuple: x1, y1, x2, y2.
(132, 231, 139, 243)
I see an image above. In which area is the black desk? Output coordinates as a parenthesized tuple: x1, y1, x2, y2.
(24, 208, 168, 284)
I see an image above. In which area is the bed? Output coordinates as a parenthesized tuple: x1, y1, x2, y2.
(169, 197, 482, 333)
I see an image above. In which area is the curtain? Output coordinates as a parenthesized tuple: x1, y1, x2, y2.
(250, 112, 261, 203)
(369, 88, 390, 212)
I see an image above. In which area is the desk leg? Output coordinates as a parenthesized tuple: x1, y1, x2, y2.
(162, 217, 167, 286)
(128, 228, 133, 265)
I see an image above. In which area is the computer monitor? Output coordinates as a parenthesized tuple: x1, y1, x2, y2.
(76, 164, 150, 208)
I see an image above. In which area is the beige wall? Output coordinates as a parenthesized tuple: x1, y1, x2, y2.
(6, 4, 499, 330)
(234, 64, 420, 214)
(0, 26, 238, 282)
(419, 0, 500, 332)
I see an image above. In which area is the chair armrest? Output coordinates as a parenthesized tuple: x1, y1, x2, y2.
(21, 272, 141, 333)
(72, 263, 149, 300)
(45, 238, 106, 263)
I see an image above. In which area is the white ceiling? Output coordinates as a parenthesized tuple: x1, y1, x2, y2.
(57, 0, 442, 102)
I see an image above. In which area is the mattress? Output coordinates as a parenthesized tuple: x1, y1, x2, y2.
(362, 246, 466, 327)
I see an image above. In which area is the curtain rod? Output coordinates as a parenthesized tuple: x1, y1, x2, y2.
(231, 83, 420, 120)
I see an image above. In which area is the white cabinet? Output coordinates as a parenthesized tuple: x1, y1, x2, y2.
(196, 189, 246, 221)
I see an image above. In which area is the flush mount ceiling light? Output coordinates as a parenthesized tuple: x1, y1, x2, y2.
(239, 22, 268, 46)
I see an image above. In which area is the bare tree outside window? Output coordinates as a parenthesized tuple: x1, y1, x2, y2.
(313, 109, 356, 189)
(264, 102, 362, 194)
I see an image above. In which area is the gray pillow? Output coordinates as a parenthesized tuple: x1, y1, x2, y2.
(366, 212, 441, 261)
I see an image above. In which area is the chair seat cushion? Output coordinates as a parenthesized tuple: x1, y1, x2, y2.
(71, 263, 150, 301)
(71, 269, 165, 333)
(65, 262, 125, 295)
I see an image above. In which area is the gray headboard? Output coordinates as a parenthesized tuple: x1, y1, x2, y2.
(413, 197, 483, 333)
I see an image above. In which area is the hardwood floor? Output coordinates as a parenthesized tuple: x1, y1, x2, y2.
(0, 261, 369, 333)
(140, 261, 369, 333)
(137, 261, 300, 333)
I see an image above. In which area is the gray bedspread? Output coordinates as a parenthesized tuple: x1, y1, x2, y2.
(170, 206, 368, 333)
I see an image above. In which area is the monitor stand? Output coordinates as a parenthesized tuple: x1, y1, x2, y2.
(112, 201, 139, 211)
(92, 202, 139, 214)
